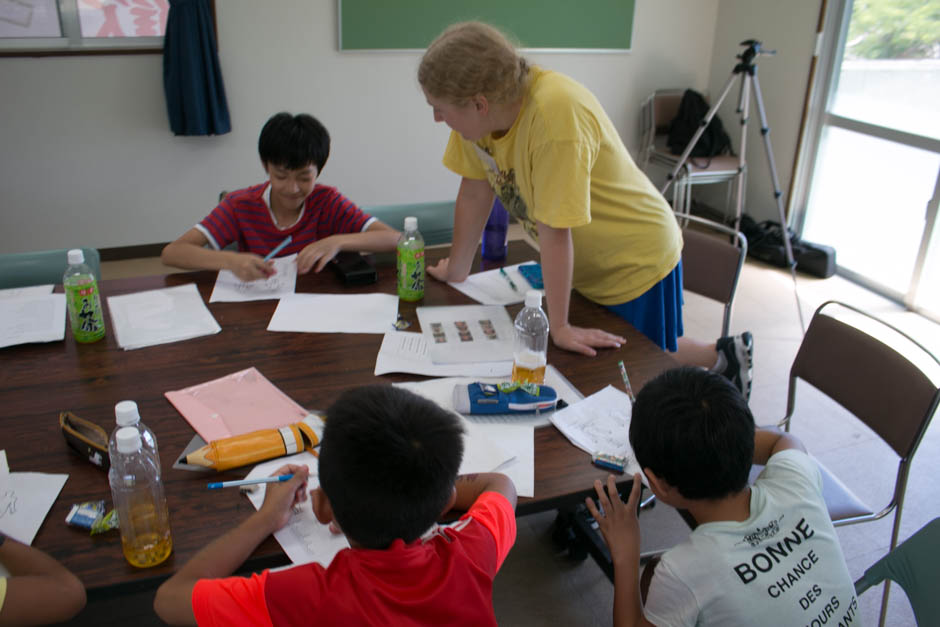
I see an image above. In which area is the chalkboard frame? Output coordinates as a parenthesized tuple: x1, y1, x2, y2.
(337, 0, 635, 53)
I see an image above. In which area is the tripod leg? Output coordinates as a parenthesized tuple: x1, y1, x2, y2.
(731, 74, 751, 232)
(751, 73, 807, 332)
(660, 73, 738, 197)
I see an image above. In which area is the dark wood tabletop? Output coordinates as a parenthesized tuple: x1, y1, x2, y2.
(1, 240, 676, 595)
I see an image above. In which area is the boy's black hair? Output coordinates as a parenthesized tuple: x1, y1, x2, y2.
(318, 385, 465, 549)
(629, 367, 754, 500)
(257, 112, 330, 172)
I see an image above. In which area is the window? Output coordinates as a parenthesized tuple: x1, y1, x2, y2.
(0, 0, 172, 56)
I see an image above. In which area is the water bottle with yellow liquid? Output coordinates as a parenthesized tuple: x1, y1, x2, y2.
(108, 426, 173, 568)
(511, 290, 549, 385)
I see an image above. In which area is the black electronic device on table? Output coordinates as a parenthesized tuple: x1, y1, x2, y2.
(330, 251, 377, 286)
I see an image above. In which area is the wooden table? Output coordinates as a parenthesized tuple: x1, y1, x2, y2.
(1, 241, 676, 596)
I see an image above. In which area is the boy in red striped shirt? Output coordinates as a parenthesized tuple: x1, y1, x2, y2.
(162, 112, 400, 281)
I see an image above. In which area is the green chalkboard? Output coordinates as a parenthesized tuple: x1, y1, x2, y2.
(338, 0, 635, 51)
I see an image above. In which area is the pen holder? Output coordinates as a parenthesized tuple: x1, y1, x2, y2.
(453, 382, 558, 415)
(60, 411, 109, 469)
(187, 414, 323, 471)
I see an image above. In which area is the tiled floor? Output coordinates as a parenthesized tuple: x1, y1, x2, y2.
(88, 242, 939, 626)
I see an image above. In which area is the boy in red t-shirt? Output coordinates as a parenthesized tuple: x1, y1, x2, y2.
(154, 385, 517, 626)
(161, 112, 400, 281)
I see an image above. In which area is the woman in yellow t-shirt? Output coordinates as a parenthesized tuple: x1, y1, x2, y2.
(0, 531, 86, 625)
(418, 22, 753, 399)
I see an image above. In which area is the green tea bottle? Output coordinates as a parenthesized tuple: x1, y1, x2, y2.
(64, 249, 106, 343)
(397, 216, 425, 302)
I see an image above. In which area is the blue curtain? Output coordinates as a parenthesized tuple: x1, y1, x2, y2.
(163, 0, 231, 136)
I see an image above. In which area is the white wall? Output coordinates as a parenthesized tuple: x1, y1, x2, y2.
(703, 0, 823, 223)
(0, 0, 789, 255)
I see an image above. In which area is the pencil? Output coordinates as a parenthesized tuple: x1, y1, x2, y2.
(263, 235, 292, 261)
(617, 360, 636, 403)
(499, 267, 519, 292)
(207, 474, 293, 489)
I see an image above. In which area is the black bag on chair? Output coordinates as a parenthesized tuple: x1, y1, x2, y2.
(667, 89, 733, 163)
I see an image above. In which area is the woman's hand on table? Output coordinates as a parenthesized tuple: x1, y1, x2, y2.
(551, 323, 624, 357)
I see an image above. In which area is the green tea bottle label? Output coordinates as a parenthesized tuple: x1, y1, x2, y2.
(397, 246, 425, 301)
(65, 280, 106, 343)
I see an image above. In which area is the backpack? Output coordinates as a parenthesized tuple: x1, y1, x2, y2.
(667, 89, 733, 166)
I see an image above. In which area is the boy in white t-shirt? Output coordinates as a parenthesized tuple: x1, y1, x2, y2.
(587, 367, 860, 627)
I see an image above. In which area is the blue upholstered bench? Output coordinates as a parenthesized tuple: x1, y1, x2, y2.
(361, 200, 455, 247)
(0, 247, 101, 289)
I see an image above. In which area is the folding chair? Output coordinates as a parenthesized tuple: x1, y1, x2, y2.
(767, 300, 940, 626)
(855, 518, 940, 627)
(678, 213, 747, 338)
(639, 89, 741, 221)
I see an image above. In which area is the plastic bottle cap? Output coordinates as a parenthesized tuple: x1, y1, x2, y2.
(115, 426, 142, 454)
(524, 290, 542, 308)
(115, 400, 140, 426)
(67, 249, 85, 265)
(404, 216, 417, 231)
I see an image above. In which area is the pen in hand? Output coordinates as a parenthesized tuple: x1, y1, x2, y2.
(264, 235, 292, 262)
(207, 474, 293, 489)
(499, 267, 519, 292)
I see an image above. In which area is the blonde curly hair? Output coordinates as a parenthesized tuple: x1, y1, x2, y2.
(418, 21, 530, 106)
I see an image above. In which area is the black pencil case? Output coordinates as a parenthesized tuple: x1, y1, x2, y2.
(330, 251, 377, 285)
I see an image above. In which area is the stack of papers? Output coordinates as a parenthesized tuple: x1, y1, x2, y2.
(374, 331, 512, 377)
(0, 287, 65, 348)
(549, 385, 643, 478)
(107, 283, 221, 350)
(268, 293, 399, 334)
(448, 261, 537, 305)
(415, 304, 515, 364)
(209, 254, 298, 303)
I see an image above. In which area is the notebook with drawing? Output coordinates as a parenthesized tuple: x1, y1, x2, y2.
(165, 367, 310, 443)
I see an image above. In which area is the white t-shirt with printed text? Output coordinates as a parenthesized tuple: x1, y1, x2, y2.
(644, 450, 860, 627)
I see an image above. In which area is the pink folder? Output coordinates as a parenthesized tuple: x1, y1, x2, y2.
(165, 367, 310, 443)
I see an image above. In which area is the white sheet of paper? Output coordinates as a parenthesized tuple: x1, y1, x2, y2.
(0, 450, 69, 545)
(107, 283, 221, 350)
(0, 294, 66, 348)
(549, 385, 643, 477)
(392, 368, 585, 499)
(374, 331, 512, 377)
(416, 304, 515, 364)
(268, 293, 399, 334)
(209, 254, 298, 303)
(448, 261, 537, 305)
(0, 284, 54, 298)
(244, 452, 350, 567)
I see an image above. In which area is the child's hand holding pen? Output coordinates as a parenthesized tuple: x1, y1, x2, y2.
(257, 464, 310, 532)
(229, 253, 276, 282)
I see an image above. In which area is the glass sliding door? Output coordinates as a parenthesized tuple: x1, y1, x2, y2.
(797, 0, 940, 321)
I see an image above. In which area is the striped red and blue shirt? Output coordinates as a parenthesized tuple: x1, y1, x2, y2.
(195, 182, 375, 256)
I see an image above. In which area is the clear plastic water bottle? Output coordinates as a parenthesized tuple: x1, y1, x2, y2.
(512, 290, 549, 385)
(63, 249, 106, 343)
(481, 198, 509, 261)
(108, 401, 158, 466)
(108, 426, 173, 568)
(397, 216, 425, 302)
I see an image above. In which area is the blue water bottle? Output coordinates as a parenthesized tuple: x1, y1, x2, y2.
(481, 198, 509, 261)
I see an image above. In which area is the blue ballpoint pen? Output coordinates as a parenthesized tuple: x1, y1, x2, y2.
(263, 235, 292, 261)
(207, 474, 293, 489)
(499, 267, 519, 292)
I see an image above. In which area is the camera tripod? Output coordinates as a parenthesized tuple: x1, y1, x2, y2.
(661, 39, 805, 330)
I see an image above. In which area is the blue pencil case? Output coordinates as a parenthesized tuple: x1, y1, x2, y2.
(453, 382, 558, 415)
(517, 263, 543, 289)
